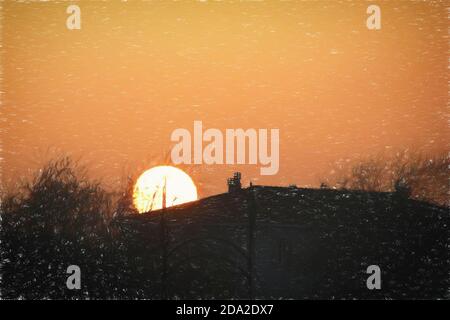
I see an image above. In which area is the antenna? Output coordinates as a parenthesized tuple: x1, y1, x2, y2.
(162, 176, 167, 210)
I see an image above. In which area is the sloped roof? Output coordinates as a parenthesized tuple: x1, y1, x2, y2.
(122, 186, 447, 228)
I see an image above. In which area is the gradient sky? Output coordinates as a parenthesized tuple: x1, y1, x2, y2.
(2, 1, 448, 197)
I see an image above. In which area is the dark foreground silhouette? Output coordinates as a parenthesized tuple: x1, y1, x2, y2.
(1, 160, 448, 299)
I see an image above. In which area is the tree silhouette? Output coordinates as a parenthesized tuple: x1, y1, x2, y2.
(322, 151, 448, 206)
(0, 157, 116, 299)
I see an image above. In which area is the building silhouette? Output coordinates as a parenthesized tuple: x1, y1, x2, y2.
(118, 174, 449, 299)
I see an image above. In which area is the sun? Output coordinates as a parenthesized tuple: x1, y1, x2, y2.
(133, 166, 198, 213)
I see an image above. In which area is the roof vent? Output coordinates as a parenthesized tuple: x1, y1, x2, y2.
(227, 172, 242, 193)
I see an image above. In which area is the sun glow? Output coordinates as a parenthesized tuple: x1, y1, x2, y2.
(133, 166, 198, 213)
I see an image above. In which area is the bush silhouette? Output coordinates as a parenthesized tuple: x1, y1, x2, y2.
(1, 157, 116, 299)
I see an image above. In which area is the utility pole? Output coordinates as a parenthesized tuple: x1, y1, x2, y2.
(160, 177, 168, 299)
(247, 187, 257, 299)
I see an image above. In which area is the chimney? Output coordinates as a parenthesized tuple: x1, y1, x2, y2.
(227, 172, 242, 193)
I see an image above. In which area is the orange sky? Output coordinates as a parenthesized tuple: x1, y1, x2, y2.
(2, 1, 448, 197)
